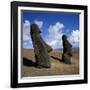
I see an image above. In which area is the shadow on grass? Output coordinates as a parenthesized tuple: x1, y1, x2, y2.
(23, 57, 51, 68)
(23, 57, 36, 67)
(50, 56, 64, 63)
(51, 56, 72, 64)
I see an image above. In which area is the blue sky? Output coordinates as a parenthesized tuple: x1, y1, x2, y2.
(22, 10, 80, 49)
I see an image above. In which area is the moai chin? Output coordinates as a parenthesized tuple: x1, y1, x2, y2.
(30, 24, 52, 68)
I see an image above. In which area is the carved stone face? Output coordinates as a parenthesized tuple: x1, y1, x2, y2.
(62, 35, 67, 41)
(31, 24, 41, 34)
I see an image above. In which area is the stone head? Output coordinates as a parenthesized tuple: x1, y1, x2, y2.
(62, 35, 67, 41)
(31, 24, 41, 34)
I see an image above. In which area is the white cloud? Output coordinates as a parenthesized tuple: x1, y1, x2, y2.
(23, 20, 30, 37)
(45, 22, 80, 49)
(23, 20, 44, 48)
(69, 30, 80, 47)
(45, 22, 64, 49)
(23, 20, 79, 49)
(23, 20, 33, 48)
(23, 34, 30, 41)
(34, 20, 43, 29)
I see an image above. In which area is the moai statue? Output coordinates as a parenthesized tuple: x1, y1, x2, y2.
(62, 35, 72, 64)
(30, 24, 52, 68)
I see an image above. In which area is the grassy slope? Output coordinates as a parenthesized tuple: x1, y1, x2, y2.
(22, 49, 79, 77)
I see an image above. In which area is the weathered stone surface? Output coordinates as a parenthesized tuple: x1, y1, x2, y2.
(30, 24, 52, 68)
(62, 35, 72, 64)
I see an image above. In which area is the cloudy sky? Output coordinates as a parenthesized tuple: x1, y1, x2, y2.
(22, 11, 80, 49)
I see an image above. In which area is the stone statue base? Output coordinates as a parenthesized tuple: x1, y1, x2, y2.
(62, 53, 71, 64)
